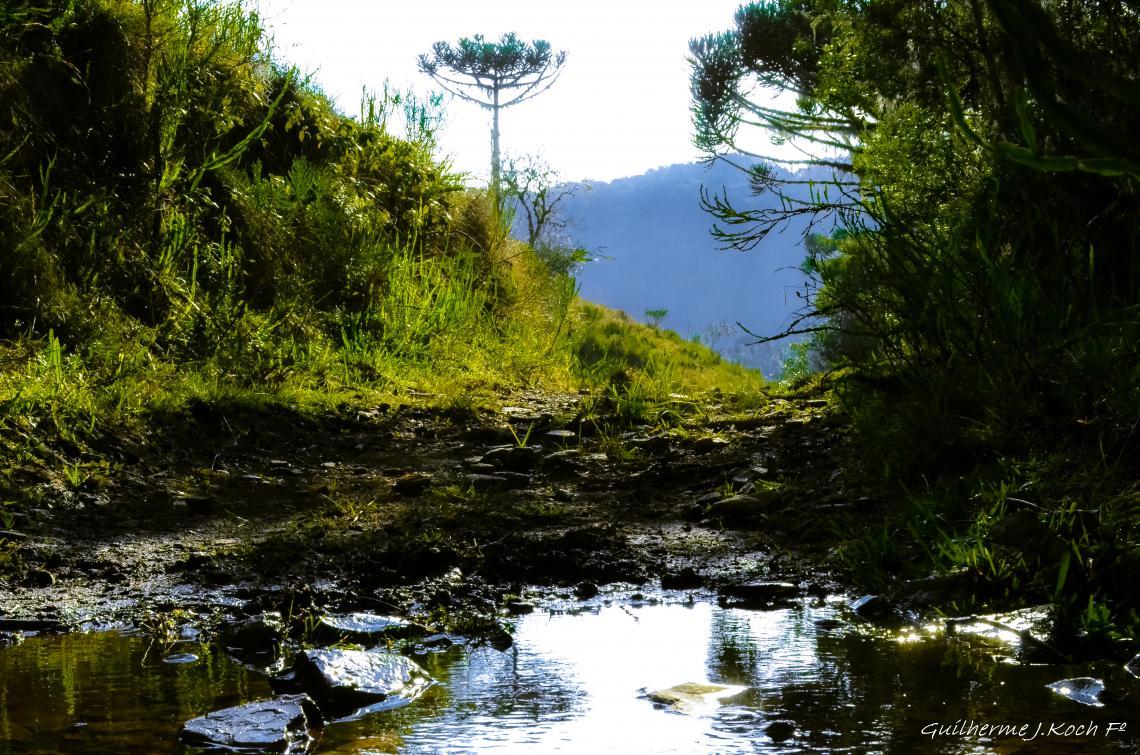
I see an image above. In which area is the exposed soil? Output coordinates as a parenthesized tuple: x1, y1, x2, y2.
(0, 388, 864, 632)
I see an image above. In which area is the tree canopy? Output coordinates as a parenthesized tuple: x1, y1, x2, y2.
(418, 33, 566, 189)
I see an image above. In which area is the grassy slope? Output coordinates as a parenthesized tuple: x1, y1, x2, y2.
(0, 0, 763, 574)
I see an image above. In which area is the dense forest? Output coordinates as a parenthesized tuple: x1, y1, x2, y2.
(691, 0, 1140, 639)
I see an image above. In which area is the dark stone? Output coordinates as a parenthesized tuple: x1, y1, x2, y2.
(574, 581, 599, 600)
(718, 582, 799, 609)
(481, 445, 544, 472)
(544, 449, 581, 465)
(181, 494, 215, 515)
(421, 633, 453, 648)
(171, 551, 213, 571)
(661, 567, 704, 590)
(224, 612, 284, 662)
(180, 694, 321, 752)
(393, 473, 433, 496)
(629, 435, 670, 454)
(505, 599, 535, 615)
(552, 487, 577, 502)
(766, 719, 797, 742)
(291, 649, 433, 710)
(850, 594, 908, 627)
(544, 429, 578, 445)
(466, 473, 511, 492)
(23, 569, 55, 588)
(706, 494, 764, 522)
(693, 436, 729, 453)
(163, 653, 199, 664)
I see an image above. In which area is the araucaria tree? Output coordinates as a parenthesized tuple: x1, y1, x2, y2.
(418, 33, 566, 190)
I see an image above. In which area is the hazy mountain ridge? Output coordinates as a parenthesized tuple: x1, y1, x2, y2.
(548, 159, 819, 377)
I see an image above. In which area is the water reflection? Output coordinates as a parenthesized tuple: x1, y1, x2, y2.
(0, 600, 1136, 753)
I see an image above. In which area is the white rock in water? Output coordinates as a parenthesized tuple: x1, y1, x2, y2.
(646, 682, 748, 713)
(293, 648, 433, 709)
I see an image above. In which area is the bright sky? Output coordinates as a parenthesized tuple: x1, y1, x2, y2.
(250, 0, 747, 183)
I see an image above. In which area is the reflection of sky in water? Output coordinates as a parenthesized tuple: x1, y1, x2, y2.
(400, 602, 832, 753)
(0, 601, 1134, 753)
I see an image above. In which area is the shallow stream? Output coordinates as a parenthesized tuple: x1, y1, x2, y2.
(0, 597, 1135, 753)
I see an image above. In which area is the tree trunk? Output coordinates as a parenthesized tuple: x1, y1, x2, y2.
(490, 84, 501, 195)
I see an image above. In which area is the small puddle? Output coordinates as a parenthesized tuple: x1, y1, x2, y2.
(0, 599, 1136, 753)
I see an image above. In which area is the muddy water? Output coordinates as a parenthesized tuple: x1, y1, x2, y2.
(0, 599, 1136, 753)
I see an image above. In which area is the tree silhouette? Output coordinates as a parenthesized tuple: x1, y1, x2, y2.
(418, 33, 566, 190)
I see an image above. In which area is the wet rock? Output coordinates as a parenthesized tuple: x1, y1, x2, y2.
(695, 491, 723, 505)
(23, 569, 55, 588)
(170, 551, 213, 572)
(544, 448, 581, 464)
(466, 473, 530, 492)
(766, 719, 797, 742)
(1046, 677, 1106, 707)
(0, 618, 63, 632)
(544, 429, 578, 445)
(291, 649, 432, 710)
(163, 653, 199, 664)
(505, 599, 535, 615)
(393, 473, 433, 496)
(0, 530, 27, 542)
(646, 682, 748, 713)
(1126, 653, 1140, 679)
(718, 582, 798, 609)
(693, 436, 729, 453)
(851, 595, 908, 628)
(660, 567, 704, 590)
(180, 494, 215, 515)
(316, 613, 427, 644)
(481, 445, 544, 472)
(574, 581, 599, 600)
(706, 495, 761, 521)
(180, 694, 321, 752)
(551, 487, 577, 502)
(629, 435, 670, 454)
(223, 612, 284, 662)
(421, 633, 453, 649)
(543, 449, 583, 477)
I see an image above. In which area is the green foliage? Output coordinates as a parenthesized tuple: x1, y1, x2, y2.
(693, 0, 1140, 619)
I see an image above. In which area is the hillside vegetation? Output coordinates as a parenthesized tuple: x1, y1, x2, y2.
(0, 0, 759, 531)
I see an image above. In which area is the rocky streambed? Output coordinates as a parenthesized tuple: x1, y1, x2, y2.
(0, 390, 1138, 751)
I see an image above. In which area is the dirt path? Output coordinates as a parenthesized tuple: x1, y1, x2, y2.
(0, 389, 857, 628)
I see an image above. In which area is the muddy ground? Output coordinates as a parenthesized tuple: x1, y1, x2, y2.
(0, 388, 865, 635)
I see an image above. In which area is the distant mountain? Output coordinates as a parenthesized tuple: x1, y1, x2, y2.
(540, 159, 822, 378)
